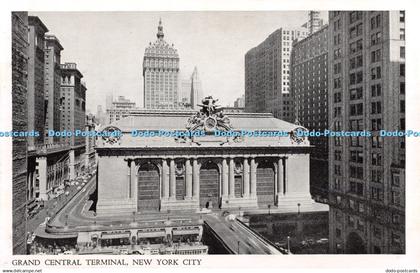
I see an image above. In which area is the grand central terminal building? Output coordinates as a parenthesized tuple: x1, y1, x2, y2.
(96, 97, 321, 215)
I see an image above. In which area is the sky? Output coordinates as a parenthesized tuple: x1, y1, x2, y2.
(31, 11, 328, 114)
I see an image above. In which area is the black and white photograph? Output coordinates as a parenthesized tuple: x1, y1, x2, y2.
(1, 1, 420, 272)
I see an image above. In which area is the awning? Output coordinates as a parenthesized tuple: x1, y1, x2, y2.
(101, 232, 130, 240)
(137, 231, 166, 238)
(172, 229, 200, 236)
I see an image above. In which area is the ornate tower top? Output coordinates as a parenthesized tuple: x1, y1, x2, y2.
(157, 18, 164, 40)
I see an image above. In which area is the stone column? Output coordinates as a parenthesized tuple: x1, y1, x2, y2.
(127, 160, 132, 198)
(69, 149, 75, 180)
(162, 158, 169, 200)
(222, 158, 229, 198)
(250, 157, 257, 198)
(277, 157, 284, 196)
(192, 158, 199, 200)
(185, 158, 192, 200)
(243, 157, 250, 197)
(284, 157, 288, 195)
(37, 156, 48, 200)
(169, 158, 176, 200)
(130, 160, 137, 202)
(229, 158, 235, 198)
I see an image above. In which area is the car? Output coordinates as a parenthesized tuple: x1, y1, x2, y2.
(119, 249, 129, 255)
(63, 250, 74, 255)
(77, 186, 81, 190)
(316, 238, 329, 244)
(82, 188, 86, 193)
(65, 191, 70, 196)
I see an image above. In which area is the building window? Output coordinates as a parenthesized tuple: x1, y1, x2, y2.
(370, 14, 381, 29)
(334, 150, 342, 161)
(334, 92, 342, 103)
(349, 181, 364, 195)
(334, 164, 342, 175)
(372, 136, 383, 148)
(350, 151, 364, 163)
(371, 186, 383, 201)
(391, 191, 401, 205)
(400, 46, 405, 59)
(334, 34, 342, 45)
(371, 118, 382, 131)
(333, 18, 341, 31)
(400, 100, 405, 113)
(334, 62, 342, 74)
(400, 64, 405, 76)
(372, 153, 382, 166)
(371, 101, 382, 114)
(400, 11, 405, 22)
(371, 32, 382, 45)
(350, 87, 363, 100)
(371, 84, 382, 97)
(400, 82, 405, 94)
(334, 78, 342, 89)
(334, 48, 342, 60)
(350, 55, 363, 69)
(350, 165, 364, 180)
(349, 11, 362, 24)
(350, 39, 363, 54)
(350, 103, 363, 116)
(371, 49, 381, 63)
(350, 23, 363, 39)
(371, 66, 382, 79)
(392, 173, 401, 187)
(400, 28, 405, 40)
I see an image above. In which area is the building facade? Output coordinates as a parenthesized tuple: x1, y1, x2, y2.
(327, 11, 405, 254)
(143, 19, 180, 110)
(12, 11, 29, 255)
(190, 67, 203, 110)
(245, 27, 308, 122)
(44, 34, 63, 144)
(95, 98, 322, 215)
(291, 25, 329, 198)
(106, 96, 137, 124)
(27, 16, 48, 148)
(60, 62, 87, 179)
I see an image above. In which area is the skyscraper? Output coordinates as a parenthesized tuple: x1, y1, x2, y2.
(190, 66, 203, 110)
(44, 34, 63, 144)
(245, 27, 308, 122)
(291, 24, 329, 198)
(12, 11, 29, 255)
(27, 16, 48, 148)
(328, 11, 405, 254)
(143, 19, 180, 109)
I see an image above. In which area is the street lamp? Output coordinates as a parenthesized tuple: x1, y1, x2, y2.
(287, 236, 291, 254)
(268, 204, 271, 215)
(297, 203, 301, 215)
(132, 211, 136, 223)
(65, 214, 69, 226)
(237, 241, 240, 254)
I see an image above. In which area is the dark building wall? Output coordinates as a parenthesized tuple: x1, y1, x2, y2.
(291, 25, 329, 198)
(12, 11, 29, 255)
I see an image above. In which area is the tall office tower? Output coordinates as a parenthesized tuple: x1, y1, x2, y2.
(190, 66, 203, 110)
(27, 16, 48, 148)
(307, 11, 324, 34)
(44, 34, 63, 144)
(245, 27, 308, 122)
(143, 19, 180, 109)
(60, 63, 87, 147)
(291, 24, 329, 198)
(328, 11, 405, 254)
(12, 11, 29, 255)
